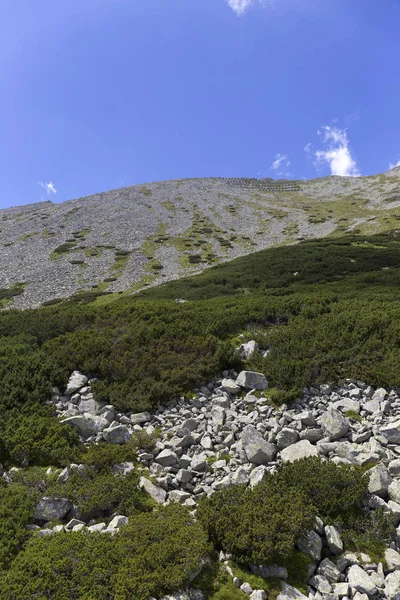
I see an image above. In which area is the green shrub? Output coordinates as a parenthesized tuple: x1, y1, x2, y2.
(47, 470, 150, 519)
(276, 457, 367, 524)
(79, 442, 137, 471)
(197, 477, 314, 564)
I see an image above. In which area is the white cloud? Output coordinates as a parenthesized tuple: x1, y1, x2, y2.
(38, 181, 57, 195)
(226, 0, 266, 16)
(313, 126, 360, 177)
(271, 153, 290, 170)
(389, 160, 400, 170)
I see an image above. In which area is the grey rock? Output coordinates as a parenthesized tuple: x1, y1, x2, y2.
(107, 515, 128, 530)
(231, 466, 250, 486)
(34, 497, 72, 521)
(242, 426, 277, 464)
(60, 414, 109, 438)
(221, 378, 241, 394)
(130, 412, 152, 425)
(372, 387, 387, 403)
(139, 477, 167, 504)
(102, 424, 131, 444)
(380, 419, 400, 444)
(332, 583, 349, 597)
(389, 479, 400, 504)
(240, 582, 253, 595)
(65, 371, 88, 395)
(236, 371, 268, 390)
(320, 410, 349, 441)
(65, 518, 85, 530)
(249, 465, 267, 487)
(277, 582, 308, 600)
(249, 592, 267, 600)
(168, 490, 191, 503)
(317, 558, 341, 583)
(249, 564, 288, 579)
(385, 570, 400, 600)
(281, 440, 318, 463)
(240, 340, 259, 359)
(367, 463, 392, 498)
(324, 525, 343, 555)
(388, 459, 400, 478)
(296, 530, 322, 561)
(347, 565, 377, 595)
(385, 548, 400, 572)
(276, 428, 299, 450)
(156, 449, 178, 466)
(87, 523, 106, 532)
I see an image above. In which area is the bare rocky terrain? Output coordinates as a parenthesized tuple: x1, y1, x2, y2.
(1, 167, 399, 309)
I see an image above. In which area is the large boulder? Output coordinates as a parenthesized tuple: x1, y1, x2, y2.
(64, 371, 88, 395)
(385, 570, 400, 600)
(34, 497, 72, 521)
(324, 525, 343, 555)
(280, 440, 318, 463)
(320, 409, 349, 441)
(367, 464, 392, 498)
(380, 420, 400, 444)
(389, 479, 400, 504)
(102, 424, 131, 444)
(276, 582, 308, 600)
(385, 548, 400, 572)
(347, 565, 377, 595)
(296, 530, 322, 561)
(130, 412, 152, 425)
(241, 426, 277, 465)
(276, 428, 299, 450)
(236, 371, 268, 390)
(60, 414, 109, 438)
(155, 449, 178, 466)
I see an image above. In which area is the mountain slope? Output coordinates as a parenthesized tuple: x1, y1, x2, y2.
(1, 167, 399, 309)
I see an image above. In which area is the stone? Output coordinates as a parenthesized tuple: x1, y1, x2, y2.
(34, 497, 72, 521)
(367, 464, 392, 498)
(240, 582, 253, 595)
(108, 515, 128, 530)
(380, 420, 400, 444)
(332, 583, 349, 597)
(103, 424, 131, 444)
(231, 466, 250, 486)
(277, 582, 308, 600)
(347, 565, 377, 595)
(77, 397, 102, 415)
(241, 426, 277, 465)
(388, 459, 400, 478)
(320, 410, 349, 441)
(276, 428, 299, 450)
(130, 412, 151, 425)
(385, 548, 400, 572)
(236, 371, 268, 390)
(139, 477, 167, 504)
(372, 387, 387, 403)
(364, 398, 381, 414)
(249, 564, 288, 579)
(296, 530, 322, 561)
(60, 414, 109, 438)
(191, 454, 208, 472)
(65, 371, 88, 395)
(156, 449, 178, 466)
(65, 518, 85, 530)
(37, 528, 55, 537)
(389, 479, 400, 504)
(250, 465, 267, 487)
(239, 340, 259, 359)
(168, 490, 191, 503)
(324, 525, 343, 555)
(309, 574, 332, 594)
(317, 558, 341, 583)
(249, 592, 267, 600)
(211, 406, 226, 427)
(280, 440, 318, 463)
(221, 378, 241, 394)
(88, 523, 106, 532)
(385, 570, 400, 600)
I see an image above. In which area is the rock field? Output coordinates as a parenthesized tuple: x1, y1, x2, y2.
(7, 352, 398, 600)
(1, 168, 399, 309)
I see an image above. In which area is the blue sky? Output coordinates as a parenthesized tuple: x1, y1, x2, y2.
(1, 0, 399, 208)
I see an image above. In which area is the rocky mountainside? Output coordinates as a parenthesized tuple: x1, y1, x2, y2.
(0, 167, 399, 309)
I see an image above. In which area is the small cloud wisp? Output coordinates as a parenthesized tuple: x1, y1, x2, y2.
(38, 181, 57, 195)
(314, 126, 360, 177)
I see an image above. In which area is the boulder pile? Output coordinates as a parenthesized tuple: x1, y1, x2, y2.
(40, 367, 400, 599)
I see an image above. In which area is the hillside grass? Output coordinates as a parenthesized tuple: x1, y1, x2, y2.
(1, 231, 400, 469)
